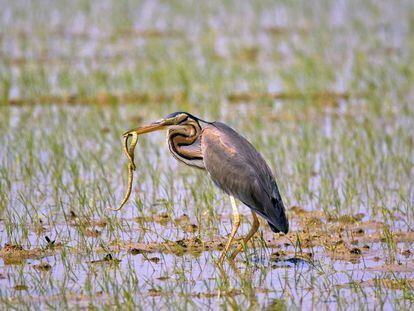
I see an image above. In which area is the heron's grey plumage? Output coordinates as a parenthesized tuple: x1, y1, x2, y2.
(200, 122, 288, 233)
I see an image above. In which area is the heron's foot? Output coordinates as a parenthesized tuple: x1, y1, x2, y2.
(218, 251, 228, 265)
(230, 243, 245, 260)
(218, 249, 235, 265)
(231, 211, 260, 261)
(218, 253, 226, 265)
(218, 195, 242, 266)
(230, 239, 255, 260)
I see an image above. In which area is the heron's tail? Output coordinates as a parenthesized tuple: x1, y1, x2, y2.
(268, 220, 288, 234)
(265, 192, 289, 234)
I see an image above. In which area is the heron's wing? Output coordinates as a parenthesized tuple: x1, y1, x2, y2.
(201, 122, 288, 232)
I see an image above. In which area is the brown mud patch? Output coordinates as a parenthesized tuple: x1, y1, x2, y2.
(367, 263, 414, 273)
(356, 231, 414, 244)
(7, 28, 183, 41)
(227, 91, 364, 104)
(9, 291, 106, 304)
(10, 287, 271, 304)
(265, 206, 411, 263)
(338, 278, 414, 290)
(7, 91, 185, 106)
(68, 213, 107, 237)
(89, 253, 121, 265)
(262, 26, 308, 36)
(68, 212, 107, 228)
(136, 213, 199, 232)
(33, 262, 52, 272)
(104, 236, 226, 256)
(4, 207, 411, 266)
(0, 243, 57, 265)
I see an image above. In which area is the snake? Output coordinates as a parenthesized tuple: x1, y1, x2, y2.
(109, 131, 138, 211)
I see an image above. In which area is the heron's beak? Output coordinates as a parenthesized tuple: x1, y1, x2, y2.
(123, 118, 175, 137)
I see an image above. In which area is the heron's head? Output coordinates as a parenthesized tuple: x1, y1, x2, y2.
(123, 112, 207, 137)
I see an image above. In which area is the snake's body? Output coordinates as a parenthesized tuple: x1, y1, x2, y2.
(110, 132, 138, 211)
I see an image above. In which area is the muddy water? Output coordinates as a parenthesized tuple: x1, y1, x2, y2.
(1, 191, 413, 308)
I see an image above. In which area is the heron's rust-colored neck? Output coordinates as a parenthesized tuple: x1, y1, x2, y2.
(167, 119, 205, 169)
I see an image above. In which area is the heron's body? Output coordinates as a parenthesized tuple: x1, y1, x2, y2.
(121, 112, 289, 263)
(201, 122, 287, 233)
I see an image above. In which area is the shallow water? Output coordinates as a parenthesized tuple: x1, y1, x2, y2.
(1, 0, 414, 309)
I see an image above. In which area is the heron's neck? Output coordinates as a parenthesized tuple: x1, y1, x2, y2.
(167, 121, 205, 169)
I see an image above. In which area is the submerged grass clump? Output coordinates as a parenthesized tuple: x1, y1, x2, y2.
(0, 0, 413, 309)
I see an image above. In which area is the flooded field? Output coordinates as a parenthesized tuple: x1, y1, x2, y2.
(1, 0, 413, 309)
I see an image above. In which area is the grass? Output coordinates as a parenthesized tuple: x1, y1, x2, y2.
(0, 0, 414, 309)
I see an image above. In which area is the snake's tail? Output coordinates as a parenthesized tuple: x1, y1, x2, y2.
(108, 162, 134, 211)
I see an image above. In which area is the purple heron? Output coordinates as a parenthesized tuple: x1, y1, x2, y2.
(123, 112, 289, 263)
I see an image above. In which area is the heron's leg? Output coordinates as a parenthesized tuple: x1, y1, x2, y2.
(230, 211, 260, 260)
(219, 196, 241, 264)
